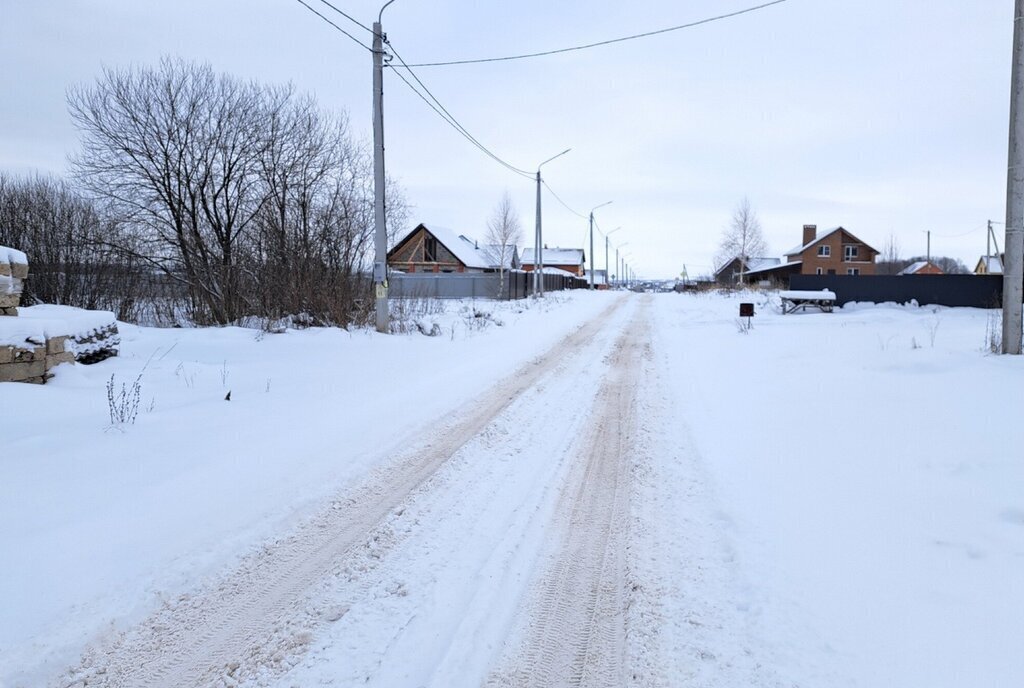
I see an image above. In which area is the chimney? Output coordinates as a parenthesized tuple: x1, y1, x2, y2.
(802, 224, 817, 246)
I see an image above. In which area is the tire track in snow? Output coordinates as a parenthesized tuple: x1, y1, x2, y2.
(486, 297, 651, 688)
(55, 297, 628, 688)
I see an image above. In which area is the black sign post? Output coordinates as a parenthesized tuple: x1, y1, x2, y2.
(739, 302, 754, 329)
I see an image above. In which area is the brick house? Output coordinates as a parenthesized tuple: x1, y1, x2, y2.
(898, 260, 944, 275)
(784, 225, 879, 276)
(975, 254, 1003, 275)
(715, 256, 779, 285)
(520, 247, 586, 277)
(388, 223, 519, 273)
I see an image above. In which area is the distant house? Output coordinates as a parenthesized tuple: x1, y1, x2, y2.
(520, 247, 586, 277)
(714, 256, 779, 285)
(783, 224, 879, 276)
(975, 254, 1003, 275)
(583, 269, 609, 289)
(743, 260, 802, 285)
(898, 260, 943, 275)
(388, 223, 519, 273)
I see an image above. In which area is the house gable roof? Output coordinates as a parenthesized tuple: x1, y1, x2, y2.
(743, 260, 802, 276)
(898, 260, 940, 275)
(714, 256, 780, 278)
(389, 223, 494, 269)
(784, 226, 879, 257)
(520, 247, 586, 265)
(976, 255, 1003, 274)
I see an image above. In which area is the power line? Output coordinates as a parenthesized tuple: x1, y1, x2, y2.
(314, 0, 373, 34)
(401, 0, 788, 68)
(386, 40, 535, 180)
(931, 224, 987, 239)
(542, 180, 587, 219)
(293, 0, 372, 51)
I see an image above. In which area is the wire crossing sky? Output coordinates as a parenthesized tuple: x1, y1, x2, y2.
(0, 1, 1013, 277)
(401, 0, 789, 67)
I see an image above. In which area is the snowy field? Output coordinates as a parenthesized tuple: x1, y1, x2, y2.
(1, 290, 1021, 686)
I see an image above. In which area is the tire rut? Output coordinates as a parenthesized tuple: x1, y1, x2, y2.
(486, 297, 650, 688)
(55, 297, 628, 688)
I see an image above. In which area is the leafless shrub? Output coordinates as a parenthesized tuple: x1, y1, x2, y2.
(107, 373, 142, 426)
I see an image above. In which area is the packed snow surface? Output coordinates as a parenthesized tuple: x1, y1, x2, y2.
(0, 291, 1021, 687)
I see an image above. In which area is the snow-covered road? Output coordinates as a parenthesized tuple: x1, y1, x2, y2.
(57, 295, 655, 686)
(4, 291, 1021, 687)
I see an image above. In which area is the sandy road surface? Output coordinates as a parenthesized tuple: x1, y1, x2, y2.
(56, 296, 647, 687)
(485, 300, 649, 688)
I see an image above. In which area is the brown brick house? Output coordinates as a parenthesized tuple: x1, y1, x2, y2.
(519, 247, 586, 277)
(784, 225, 879, 276)
(898, 260, 944, 275)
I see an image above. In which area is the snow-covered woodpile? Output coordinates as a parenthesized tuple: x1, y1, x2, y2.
(0, 245, 29, 316)
(0, 336, 75, 384)
(0, 246, 120, 383)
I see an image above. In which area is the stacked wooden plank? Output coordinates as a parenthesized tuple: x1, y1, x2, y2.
(0, 336, 75, 384)
(0, 245, 28, 316)
(0, 247, 120, 383)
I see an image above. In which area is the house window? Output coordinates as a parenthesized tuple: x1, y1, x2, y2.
(424, 236, 438, 261)
(847, 268, 860, 275)
(827, 269, 836, 275)
(816, 267, 823, 275)
(844, 245, 858, 261)
(817, 245, 830, 257)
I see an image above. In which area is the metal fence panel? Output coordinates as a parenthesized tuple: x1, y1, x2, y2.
(789, 274, 1004, 308)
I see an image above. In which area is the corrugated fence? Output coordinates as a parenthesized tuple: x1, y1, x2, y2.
(390, 271, 588, 300)
(789, 274, 1004, 308)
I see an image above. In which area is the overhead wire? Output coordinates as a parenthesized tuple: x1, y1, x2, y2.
(314, 0, 373, 34)
(930, 224, 987, 239)
(292, 0, 372, 51)
(401, 0, 788, 67)
(386, 40, 535, 180)
(541, 180, 587, 219)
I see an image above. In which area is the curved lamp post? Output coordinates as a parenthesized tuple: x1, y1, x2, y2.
(534, 148, 572, 296)
(588, 201, 612, 289)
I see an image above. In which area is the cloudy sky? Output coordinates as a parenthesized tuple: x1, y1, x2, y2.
(0, 1, 1014, 278)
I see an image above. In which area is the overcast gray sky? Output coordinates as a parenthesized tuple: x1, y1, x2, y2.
(0, 1, 1014, 278)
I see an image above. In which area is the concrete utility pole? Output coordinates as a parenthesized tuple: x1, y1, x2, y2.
(988, 219, 992, 265)
(1005, 0, 1024, 354)
(372, 19, 389, 333)
(926, 230, 931, 263)
(534, 171, 541, 297)
(534, 149, 571, 297)
(605, 227, 622, 291)
(588, 201, 612, 289)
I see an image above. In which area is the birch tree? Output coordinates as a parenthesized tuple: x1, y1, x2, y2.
(716, 197, 767, 285)
(484, 192, 522, 296)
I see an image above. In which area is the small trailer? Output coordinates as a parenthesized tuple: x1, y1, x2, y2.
(779, 289, 836, 314)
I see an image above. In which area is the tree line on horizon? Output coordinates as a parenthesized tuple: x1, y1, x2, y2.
(0, 57, 408, 327)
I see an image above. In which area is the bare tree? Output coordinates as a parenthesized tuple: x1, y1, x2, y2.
(67, 57, 407, 327)
(484, 191, 522, 297)
(69, 58, 275, 324)
(0, 172, 149, 318)
(877, 233, 905, 275)
(716, 197, 767, 285)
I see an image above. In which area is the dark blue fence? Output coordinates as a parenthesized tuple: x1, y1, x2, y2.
(789, 274, 1004, 308)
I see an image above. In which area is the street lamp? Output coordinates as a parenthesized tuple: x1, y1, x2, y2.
(621, 252, 633, 289)
(615, 241, 629, 289)
(534, 148, 571, 297)
(605, 226, 622, 290)
(588, 201, 612, 289)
